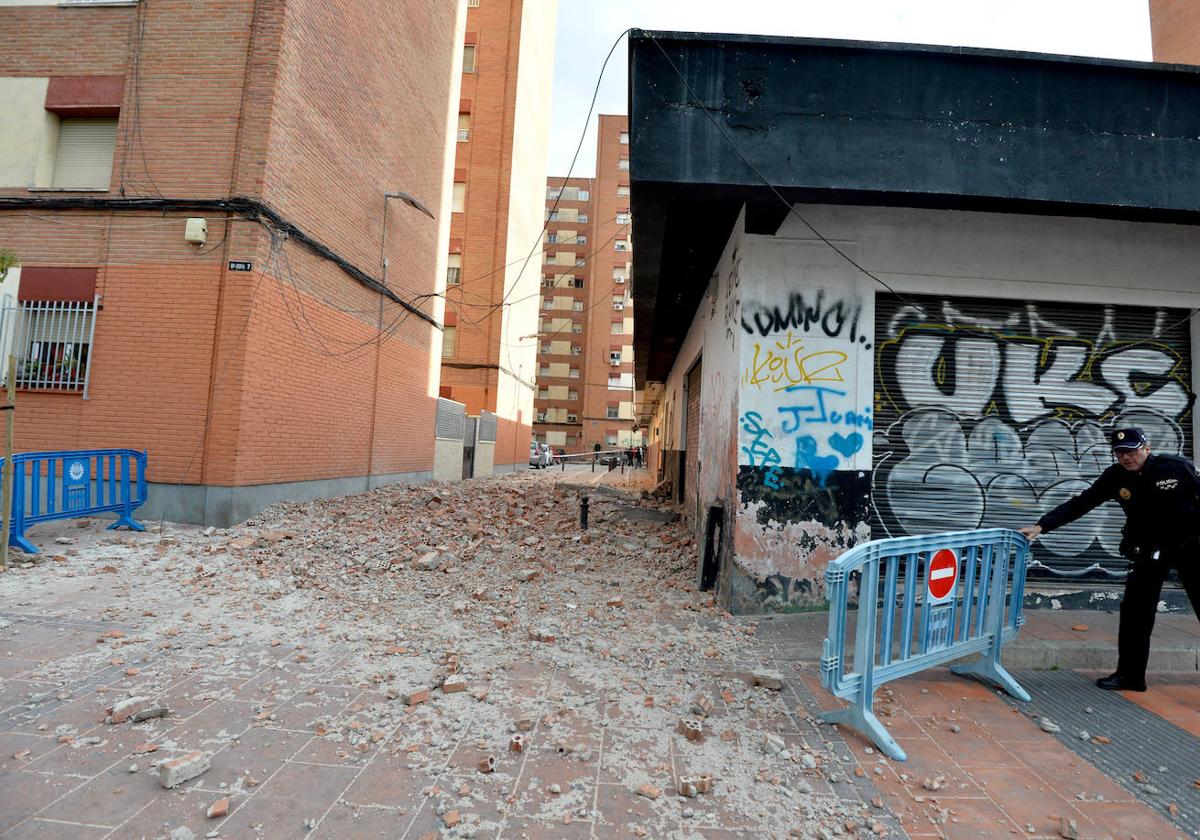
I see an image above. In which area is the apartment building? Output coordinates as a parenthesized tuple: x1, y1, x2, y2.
(533, 115, 639, 454)
(1150, 0, 1200, 61)
(440, 0, 558, 471)
(0, 0, 464, 524)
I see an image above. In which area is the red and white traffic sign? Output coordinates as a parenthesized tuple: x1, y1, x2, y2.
(927, 548, 959, 604)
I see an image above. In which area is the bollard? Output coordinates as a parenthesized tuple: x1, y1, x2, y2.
(561, 457, 565, 472)
(580, 495, 589, 530)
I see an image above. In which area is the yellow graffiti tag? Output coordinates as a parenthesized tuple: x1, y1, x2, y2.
(742, 331, 848, 391)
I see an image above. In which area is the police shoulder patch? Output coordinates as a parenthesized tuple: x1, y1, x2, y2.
(1119, 487, 1132, 500)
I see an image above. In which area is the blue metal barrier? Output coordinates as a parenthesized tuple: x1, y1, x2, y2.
(3, 449, 147, 553)
(820, 528, 1030, 760)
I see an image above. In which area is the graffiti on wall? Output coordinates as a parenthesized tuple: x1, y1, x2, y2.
(874, 298, 1194, 573)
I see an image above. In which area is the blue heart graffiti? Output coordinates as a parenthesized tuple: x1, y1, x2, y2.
(795, 435, 840, 485)
(828, 432, 864, 459)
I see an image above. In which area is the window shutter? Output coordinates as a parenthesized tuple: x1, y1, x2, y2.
(51, 118, 117, 189)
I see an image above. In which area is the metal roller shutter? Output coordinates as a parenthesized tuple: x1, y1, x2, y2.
(685, 359, 702, 514)
(51, 118, 118, 190)
(873, 293, 1194, 580)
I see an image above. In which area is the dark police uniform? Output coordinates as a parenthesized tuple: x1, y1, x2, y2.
(1035, 431, 1200, 687)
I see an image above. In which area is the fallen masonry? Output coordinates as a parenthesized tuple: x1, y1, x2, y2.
(0, 471, 886, 838)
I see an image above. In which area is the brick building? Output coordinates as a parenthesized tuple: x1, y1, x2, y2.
(440, 0, 558, 471)
(0, 0, 465, 524)
(532, 115, 639, 454)
(1150, 0, 1200, 61)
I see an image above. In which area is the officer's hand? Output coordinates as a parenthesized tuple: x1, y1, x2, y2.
(1019, 525, 1042, 541)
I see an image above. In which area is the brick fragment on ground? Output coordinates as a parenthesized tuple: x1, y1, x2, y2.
(749, 668, 784, 690)
(636, 783, 661, 799)
(106, 695, 153, 724)
(207, 797, 229, 818)
(158, 751, 211, 788)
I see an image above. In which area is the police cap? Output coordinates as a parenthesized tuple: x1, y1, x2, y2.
(1110, 427, 1148, 451)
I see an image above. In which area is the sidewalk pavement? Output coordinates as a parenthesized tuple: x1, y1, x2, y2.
(755, 607, 1200, 840)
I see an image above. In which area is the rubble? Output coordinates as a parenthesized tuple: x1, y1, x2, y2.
(0, 471, 877, 838)
(158, 751, 211, 788)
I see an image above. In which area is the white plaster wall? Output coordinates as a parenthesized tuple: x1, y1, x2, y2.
(432, 438, 464, 482)
(0, 78, 58, 189)
(495, 0, 558, 427)
(738, 238, 876, 476)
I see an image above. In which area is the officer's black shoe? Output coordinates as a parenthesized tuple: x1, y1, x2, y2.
(1095, 672, 1147, 692)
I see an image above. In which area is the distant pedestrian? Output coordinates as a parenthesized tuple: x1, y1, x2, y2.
(1020, 427, 1200, 692)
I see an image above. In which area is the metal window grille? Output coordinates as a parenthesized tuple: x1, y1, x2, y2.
(1, 295, 99, 397)
(467, 0, 480, 7)
(435, 397, 466, 441)
(478, 410, 497, 442)
(446, 267, 461, 285)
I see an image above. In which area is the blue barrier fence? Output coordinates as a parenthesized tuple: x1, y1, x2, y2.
(2, 449, 147, 553)
(820, 528, 1030, 760)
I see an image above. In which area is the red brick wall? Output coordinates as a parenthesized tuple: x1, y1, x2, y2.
(0, 0, 459, 496)
(1150, 0, 1200, 63)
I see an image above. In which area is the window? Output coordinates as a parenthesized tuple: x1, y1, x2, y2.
(538, 388, 549, 399)
(569, 366, 580, 378)
(463, 45, 476, 73)
(572, 300, 583, 311)
(619, 131, 629, 144)
(539, 366, 550, 377)
(575, 234, 587, 245)
(578, 190, 589, 200)
(547, 210, 559, 222)
(560, 186, 579, 201)
(568, 390, 578, 401)
(51, 118, 118, 190)
(446, 254, 461, 286)
(442, 326, 457, 358)
(608, 375, 621, 388)
(610, 319, 624, 334)
(539, 344, 550, 354)
(537, 411, 547, 422)
(606, 432, 618, 446)
(575, 257, 586, 267)
(617, 158, 629, 171)
(547, 187, 561, 200)
(571, 277, 585, 289)
(467, 0, 480, 7)
(457, 114, 471, 142)
(614, 240, 629, 251)
(546, 233, 557, 244)
(543, 252, 555, 263)
(609, 350, 621, 364)
(10, 297, 97, 393)
(606, 405, 620, 419)
(542, 296, 553, 309)
(570, 345, 581, 355)
(616, 186, 630, 197)
(541, 277, 555, 288)
(578, 213, 588, 223)
(616, 212, 631, 225)
(452, 183, 466, 212)
(613, 267, 627, 284)
(571, 323, 582, 334)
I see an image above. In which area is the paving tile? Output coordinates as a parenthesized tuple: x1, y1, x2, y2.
(38, 764, 164, 829)
(938, 796, 1023, 839)
(0, 771, 82, 834)
(340, 756, 433, 810)
(252, 758, 360, 803)
(192, 724, 311, 792)
(310, 802, 409, 839)
(1070, 800, 1185, 839)
(498, 814, 592, 838)
(3, 818, 112, 839)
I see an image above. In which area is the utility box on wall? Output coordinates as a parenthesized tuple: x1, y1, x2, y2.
(432, 397, 466, 482)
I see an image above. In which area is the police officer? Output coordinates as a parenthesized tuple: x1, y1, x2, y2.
(1020, 428, 1200, 692)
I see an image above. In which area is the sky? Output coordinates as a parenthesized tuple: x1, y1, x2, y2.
(546, 0, 1154, 177)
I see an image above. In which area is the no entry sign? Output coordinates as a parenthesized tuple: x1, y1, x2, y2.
(927, 548, 958, 604)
